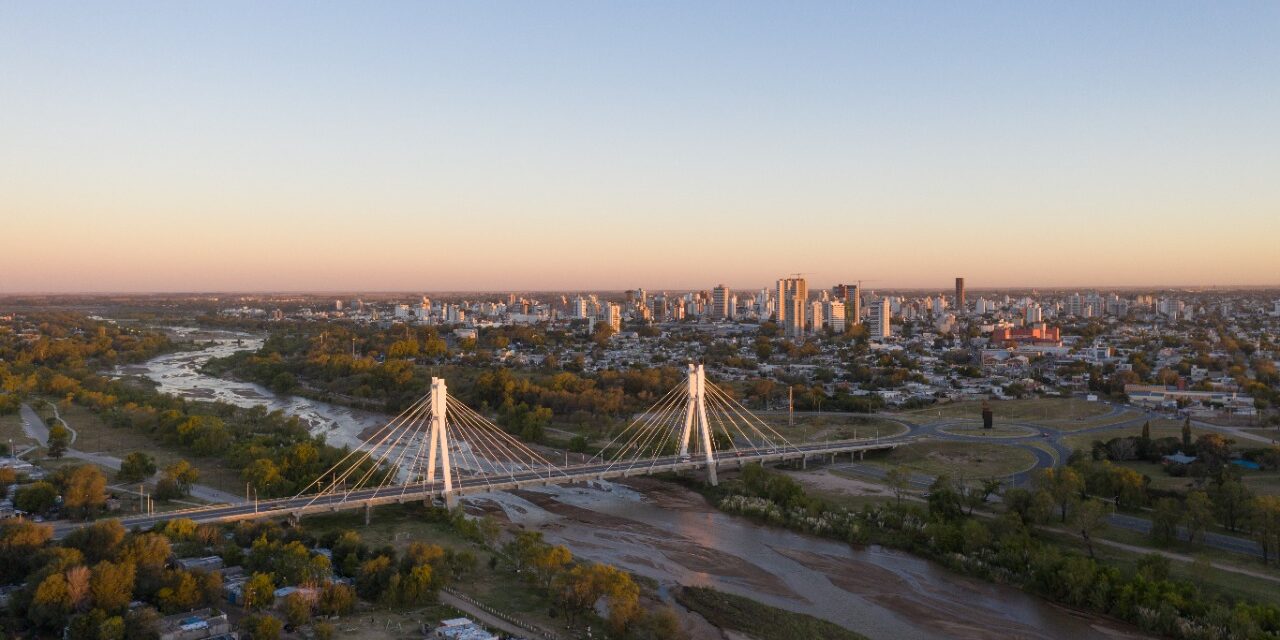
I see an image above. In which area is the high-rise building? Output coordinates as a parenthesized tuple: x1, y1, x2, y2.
(833, 283, 862, 325)
(712, 285, 731, 320)
(601, 303, 621, 331)
(868, 297, 891, 339)
(776, 277, 808, 338)
(1025, 304, 1043, 324)
(955, 277, 966, 311)
(825, 300, 846, 332)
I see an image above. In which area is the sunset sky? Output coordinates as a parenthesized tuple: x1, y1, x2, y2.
(2, 2, 1278, 293)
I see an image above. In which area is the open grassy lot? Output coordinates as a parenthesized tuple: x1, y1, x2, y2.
(866, 441, 1037, 479)
(770, 413, 908, 443)
(1060, 419, 1256, 454)
(1241, 471, 1280, 497)
(1242, 428, 1280, 443)
(1061, 420, 1187, 452)
(41, 398, 244, 494)
(905, 398, 1114, 425)
(676, 586, 869, 640)
(937, 424, 1036, 438)
(0, 409, 37, 452)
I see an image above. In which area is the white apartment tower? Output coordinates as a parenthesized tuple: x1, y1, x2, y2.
(1025, 304, 1043, 324)
(868, 297, 891, 339)
(825, 300, 846, 333)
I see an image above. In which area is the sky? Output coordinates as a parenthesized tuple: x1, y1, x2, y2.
(1, 2, 1278, 293)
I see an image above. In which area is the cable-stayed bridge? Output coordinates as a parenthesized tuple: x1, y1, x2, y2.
(54, 365, 907, 537)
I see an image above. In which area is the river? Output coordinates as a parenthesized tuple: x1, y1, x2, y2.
(119, 330, 1146, 640)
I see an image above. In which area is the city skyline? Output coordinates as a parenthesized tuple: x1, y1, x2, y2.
(3, 2, 1279, 292)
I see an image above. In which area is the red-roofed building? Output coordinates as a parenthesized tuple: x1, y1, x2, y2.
(991, 323, 1061, 347)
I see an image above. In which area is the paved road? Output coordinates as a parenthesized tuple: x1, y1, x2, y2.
(51, 438, 903, 539)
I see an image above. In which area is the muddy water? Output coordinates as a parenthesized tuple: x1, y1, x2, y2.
(120, 330, 1145, 639)
(472, 481, 1145, 640)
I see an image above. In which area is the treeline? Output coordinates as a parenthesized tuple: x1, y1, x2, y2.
(712, 464, 1280, 640)
(0, 313, 177, 415)
(498, 526, 685, 639)
(0, 518, 225, 638)
(1028, 453, 1280, 564)
(1, 314, 386, 500)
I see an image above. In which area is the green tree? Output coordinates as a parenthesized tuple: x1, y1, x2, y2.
(355, 555, 395, 601)
(241, 614, 282, 640)
(1073, 498, 1111, 559)
(1184, 491, 1214, 544)
(63, 464, 108, 519)
(1250, 495, 1280, 565)
(1151, 497, 1183, 546)
(885, 467, 910, 505)
(317, 581, 356, 616)
(30, 571, 73, 630)
(156, 460, 199, 500)
(1210, 477, 1254, 532)
(15, 480, 59, 514)
(242, 458, 287, 496)
(48, 423, 72, 458)
(243, 572, 277, 612)
(1035, 467, 1084, 523)
(117, 452, 157, 483)
(65, 519, 126, 563)
(282, 592, 312, 628)
(90, 561, 137, 613)
(123, 607, 161, 640)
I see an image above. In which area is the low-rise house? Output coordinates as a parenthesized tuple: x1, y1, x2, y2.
(432, 617, 499, 640)
(157, 608, 233, 640)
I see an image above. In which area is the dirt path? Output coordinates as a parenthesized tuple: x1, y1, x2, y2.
(437, 590, 556, 639)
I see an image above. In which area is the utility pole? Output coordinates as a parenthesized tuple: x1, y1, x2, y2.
(788, 386, 794, 426)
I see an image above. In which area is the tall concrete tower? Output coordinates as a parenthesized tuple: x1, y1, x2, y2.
(955, 277, 966, 311)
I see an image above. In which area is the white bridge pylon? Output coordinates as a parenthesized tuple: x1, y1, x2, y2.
(295, 365, 796, 510)
(591, 362, 797, 486)
(296, 376, 565, 509)
(680, 364, 718, 485)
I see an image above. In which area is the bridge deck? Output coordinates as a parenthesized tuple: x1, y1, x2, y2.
(53, 438, 906, 538)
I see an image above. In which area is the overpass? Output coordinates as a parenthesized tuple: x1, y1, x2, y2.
(54, 364, 905, 538)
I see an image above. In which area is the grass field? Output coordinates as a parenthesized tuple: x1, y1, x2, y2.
(676, 586, 870, 640)
(867, 441, 1037, 479)
(40, 398, 244, 494)
(769, 414, 908, 443)
(1060, 420, 1190, 452)
(0, 410, 36, 452)
(906, 398, 1114, 424)
(936, 424, 1036, 438)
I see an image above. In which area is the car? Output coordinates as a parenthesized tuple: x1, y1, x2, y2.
(1041, 431, 1051, 438)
